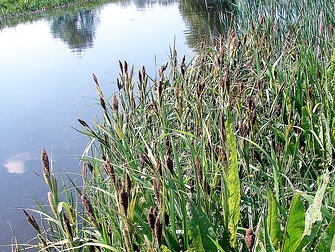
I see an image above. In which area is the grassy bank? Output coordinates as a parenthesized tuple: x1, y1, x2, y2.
(16, 0, 335, 251)
(0, 0, 106, 20)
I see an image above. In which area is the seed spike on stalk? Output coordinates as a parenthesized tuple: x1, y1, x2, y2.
(126, 172, 131, 196)
(138, 70, 143, 84)
(112, 94, 119, 113)
(92, 73, 99, 86)
(41, 148, 52, 190)
(23, 210, 40, 233)
(165, 153, 173, 174)
(154, 215, 162, 247)
(119, 188, 128, 217)
(62, 211, 73, 239)
(180, 54, 185, 67)
(85, 161, 94, 173)
(148, 207, 156, 230)
(130, 65, 134, 79)
(81, 194, 95, 220)
(124, 60, 128, 76)
(78, 118, 91, 129)
(245, 228, 255, 252)
(119, 60, 124, 75)
(48, 192, 57, 217)
(104, 161, 116, 185)
(41, 148, 50, 175)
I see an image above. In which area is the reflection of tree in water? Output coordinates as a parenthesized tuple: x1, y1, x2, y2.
(179, 0, 235, 48)
(118, 0, 176, 10)
(50, 9, 100, 53)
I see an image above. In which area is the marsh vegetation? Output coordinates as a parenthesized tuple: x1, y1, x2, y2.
(15, 0, 335, 251)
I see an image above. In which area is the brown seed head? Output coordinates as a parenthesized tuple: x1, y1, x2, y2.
(180, 54, 185, 67)
(165, 154, 173, 174)
(41, 148, 52, 189)
(23, 210, 40, 233)
(118, 60, 124, 75)
(139, 152, 151, 166)
(85, 161, 94, 173)
(62, 211, 73, 239)
(78, 118, 91, 129)
(92, 73, 99, 86)
(245, 228, 255, 252)
(156, 161, 162, 176)
(100, 97, 107, 112)
(154, 216, 163, 246)
(126, 172, 131, 196)
(119, 188, 129, 216)
(174, 85, 179, 98)
(124, 61, 128, 76)
(81, 194, 95, 219)
(112, 95, 119, 113)
(41, 148, 50, 175)
(148, 207, 156, 230)
(104, 161, 116, 185)
(138, 70, 143, 83)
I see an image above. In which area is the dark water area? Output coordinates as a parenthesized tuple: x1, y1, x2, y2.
(0, 0, 230, 248)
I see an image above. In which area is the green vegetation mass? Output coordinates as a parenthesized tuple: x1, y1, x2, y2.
(13, 0, 335, 251)
(0, 0, 106, 20)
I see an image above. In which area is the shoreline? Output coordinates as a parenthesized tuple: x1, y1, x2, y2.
(0, 0, 107, 25)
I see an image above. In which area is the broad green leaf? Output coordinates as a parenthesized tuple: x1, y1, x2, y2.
(315, 214, 335, 251)
(282, 194, 305, 252)
(267, 190, 282, 249)
(225, 110, 240, 248)
(187, 202, 216, 252)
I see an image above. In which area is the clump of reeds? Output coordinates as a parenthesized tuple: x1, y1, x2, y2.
(19, 1, 335, 251)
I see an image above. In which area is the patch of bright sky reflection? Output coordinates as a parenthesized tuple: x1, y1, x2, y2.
(3, 152, 34, 174)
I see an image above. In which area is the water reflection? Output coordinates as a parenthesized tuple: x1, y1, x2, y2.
(3, 152, 34, 174)
(179, 0, 234, 47)
(50, 9, 100, 52)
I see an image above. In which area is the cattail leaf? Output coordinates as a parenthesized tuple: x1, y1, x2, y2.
(267, 190, 282, 249)
(304, 170, 329, 236)
(282, 194, 305, 252)
(187, 202, 216, 252)
(225, 111, 240, 248)
(314, 214, 335, 252)
(296, 170, 330, 250)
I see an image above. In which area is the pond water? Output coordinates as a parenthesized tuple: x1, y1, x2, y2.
(0, 0, 227, 247)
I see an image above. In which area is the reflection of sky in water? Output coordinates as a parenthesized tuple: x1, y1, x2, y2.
(3, 152, 34, 174)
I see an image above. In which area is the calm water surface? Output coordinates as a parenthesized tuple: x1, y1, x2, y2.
(0, 0, 227, 246)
